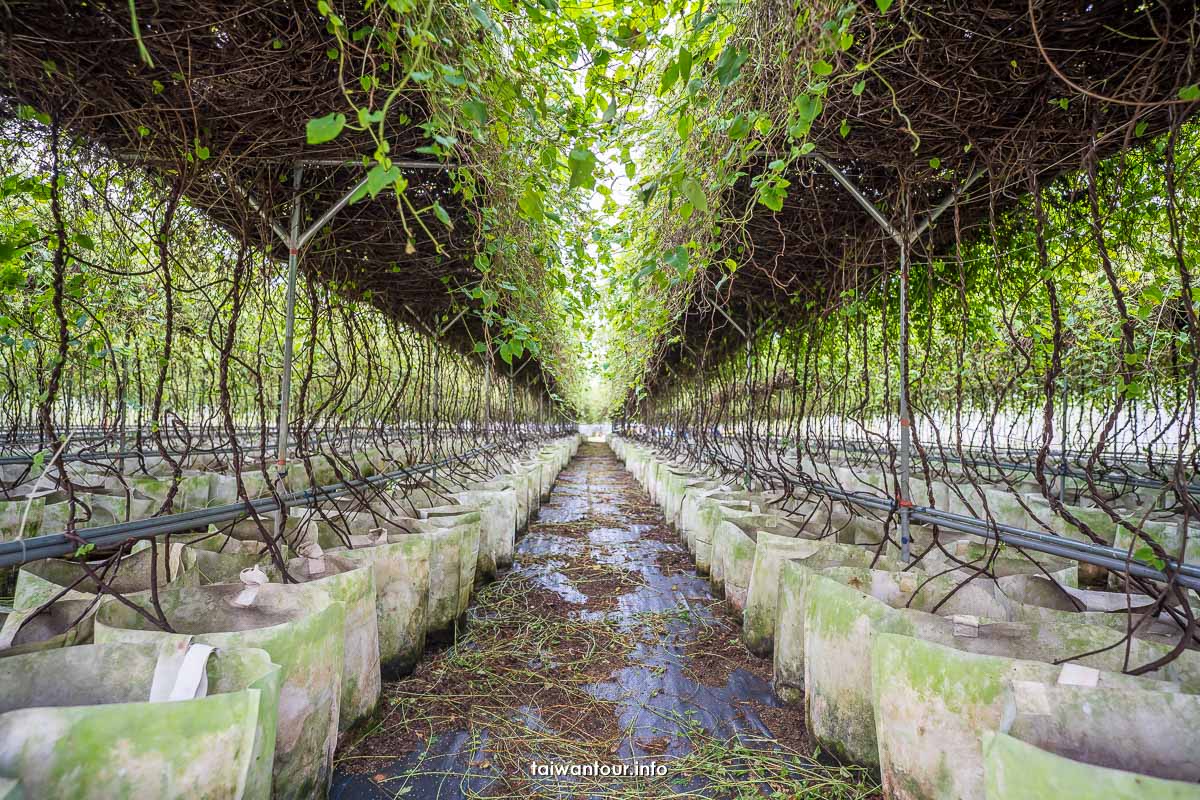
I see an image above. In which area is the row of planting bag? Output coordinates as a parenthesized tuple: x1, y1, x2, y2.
(611, 435, 1200, 800)
(0, 436, 579, 799)
(0, 436, 505, 541)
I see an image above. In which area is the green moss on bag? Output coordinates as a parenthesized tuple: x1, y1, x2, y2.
(0, 642, 280, 800)
(982, 733, 1200, 800)
(95, 584, 343, 800)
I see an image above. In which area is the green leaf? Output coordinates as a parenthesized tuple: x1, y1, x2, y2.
(361, 164, 401, 200)
(727, 114, 751, 139)
(875, 0, 894, 12)
(1134, 120, 1148, 138)
(663, 245, 689, 276)
(73, 233, 96, 251)
(759, 193, 783, 211)
(758, 178, 790, 212)
(928, 157, 941, 169)
(796, 93, 823, 122)
(852, 79, 866, 96)
(1179, 84, 1200, 102)
(469, 1, 501, 37)
(633, 260, 658, 284)
(677, 113, 693, 141)
(1133, 544, 1165, 570)
(356, 107, 384, 127)
(568, 147, 597, 190)
(306, 113, 346, 144)
(659, 59, 680, 95)
(715, 43, 749, 87)
(432, 201, 452, 228)
(15, 105, 51, 125)
(839, 119, 851, 138)
(812, 60, 833, 76)
(680, 177, 708, 213)
(463, 99, 487, 126)
(601, 98, 617, 123)
(677, 49, 693, 84)
(518, 186, 545, 221)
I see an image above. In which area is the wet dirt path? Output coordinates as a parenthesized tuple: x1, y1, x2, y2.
(332, 442, 877, 799)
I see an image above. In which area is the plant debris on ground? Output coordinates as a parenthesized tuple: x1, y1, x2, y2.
(335, 444, 880, 799)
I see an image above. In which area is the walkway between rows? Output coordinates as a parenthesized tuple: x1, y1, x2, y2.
(333, 442, 878, 799)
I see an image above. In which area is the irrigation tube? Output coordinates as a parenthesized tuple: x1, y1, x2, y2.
(0, 424, 525, 470)
(0, 438, 350, 468)
(824, 436, 1200, 497)
(0, 444, 509, 568)
(638, 427, 1200, 497)
(804, 481, 1200, 592)
(0, 426, 447, 467)
(620, 433, 1200, 593)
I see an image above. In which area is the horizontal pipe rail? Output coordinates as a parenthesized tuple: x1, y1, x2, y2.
(0, 438, 565, 568)
(617, 432, 1200, 593)
(634, 427, 1200, 496)
(0, 425, 537, 467)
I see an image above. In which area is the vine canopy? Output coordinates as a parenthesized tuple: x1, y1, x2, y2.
(0, 0, 575, 377)
(628, 0, 1200, 389)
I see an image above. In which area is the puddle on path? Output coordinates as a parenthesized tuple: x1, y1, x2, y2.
(332, 442, 877, 800)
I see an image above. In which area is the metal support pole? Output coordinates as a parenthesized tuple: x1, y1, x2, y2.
(810, 153, 901, 239)
(1059, 374, 1068, 504)
(273, 164, 304, 543)
(430, 347, 440, 423)
(237, 166, 373, 544)
(483, 356, 492, 429)
(713, 302, 750, 340)
(510, 357, 535, 379)
(119, 348, 130, 519)
(743, 309, 754, 489)
(508, 363, 515, 426)
(898, 242, 913, 563)
(807, 155, 986, 566)
(437, 308, 467, 338)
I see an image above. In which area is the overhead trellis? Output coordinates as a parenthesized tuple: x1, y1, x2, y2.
(0, 0, 541, 362)
(605, 0, 1200, 657)
(635, 0, 1200, 381)
(0, 0, 597, 593)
